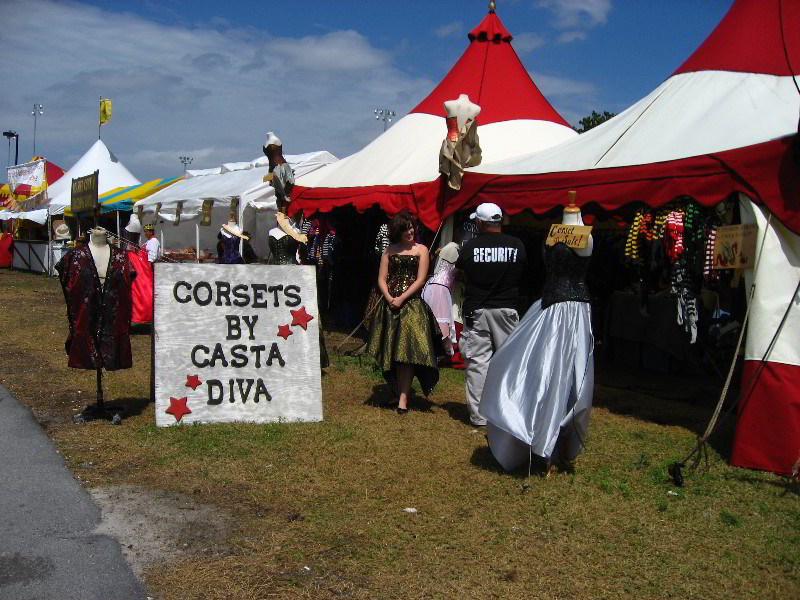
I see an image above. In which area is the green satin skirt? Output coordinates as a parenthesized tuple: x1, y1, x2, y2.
(367, 295, 439, 397)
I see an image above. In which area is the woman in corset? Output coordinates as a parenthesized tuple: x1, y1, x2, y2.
(367, 211, 439, 413)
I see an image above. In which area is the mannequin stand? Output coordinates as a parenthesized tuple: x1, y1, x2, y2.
(72, 368, 124, 425)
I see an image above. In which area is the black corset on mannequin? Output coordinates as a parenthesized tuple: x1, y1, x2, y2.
(268, 235, 298, 265)
(540, 242, 591, 309)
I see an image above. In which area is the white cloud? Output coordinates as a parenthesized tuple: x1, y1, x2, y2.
(513, 32, 547, 53)
(536, 0, 612, 29)
(529, 71, 601, 126)
(0, 0, 433, 180)
(530, 72, 597, 97)
(434, 21, 464, 39)
(557, 30, 588, 44)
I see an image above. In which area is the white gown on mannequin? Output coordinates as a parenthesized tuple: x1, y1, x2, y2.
(479, 241, 594, 471)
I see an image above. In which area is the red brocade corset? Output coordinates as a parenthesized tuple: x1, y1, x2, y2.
(55, 245, 136, 371)
(446, 116, 460, 142)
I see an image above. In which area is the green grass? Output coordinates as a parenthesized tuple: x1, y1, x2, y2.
(0, 269, 798, 599)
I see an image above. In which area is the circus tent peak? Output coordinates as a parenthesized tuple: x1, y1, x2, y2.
(293, 6, 576, 229)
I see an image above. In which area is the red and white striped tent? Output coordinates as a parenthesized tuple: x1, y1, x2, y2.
(291, 7, 577, 231)
(450, 0, 800, 474)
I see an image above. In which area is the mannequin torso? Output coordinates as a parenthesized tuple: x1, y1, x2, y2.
(89, 228, 111, 283)
(444, 94, 481, 131)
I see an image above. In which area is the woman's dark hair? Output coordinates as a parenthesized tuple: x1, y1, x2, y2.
(387, 210, 415, 244)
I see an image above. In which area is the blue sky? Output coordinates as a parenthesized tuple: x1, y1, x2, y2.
(0, 0, 732, 181)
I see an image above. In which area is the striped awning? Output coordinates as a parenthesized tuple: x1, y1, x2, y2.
(99, 177, 181, 213)
(63, 177, 181, 216)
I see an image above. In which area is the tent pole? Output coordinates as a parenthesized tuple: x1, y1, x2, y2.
(196, 222, 200, 263)
(116, 210, 120, 237)
(47, 207, 52, 276)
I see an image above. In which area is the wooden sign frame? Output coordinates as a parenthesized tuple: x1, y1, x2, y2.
(71, 170, 99, 215)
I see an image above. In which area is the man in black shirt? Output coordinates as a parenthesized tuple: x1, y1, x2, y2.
(455, 203, 526, 426)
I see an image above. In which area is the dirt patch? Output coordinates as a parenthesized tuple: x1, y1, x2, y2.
(91, 484, 234, 578)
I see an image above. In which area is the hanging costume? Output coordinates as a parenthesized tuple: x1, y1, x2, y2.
(479, 242, 594, 471)
(422, 252, 458, 354)
(439, 117, 482, 191)
(55, 245, 136, 371)
(128, 244, 153, 324)
(367, 254, 439, 396)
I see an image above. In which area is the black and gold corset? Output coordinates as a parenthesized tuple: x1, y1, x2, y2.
(387, 254, 419, 297)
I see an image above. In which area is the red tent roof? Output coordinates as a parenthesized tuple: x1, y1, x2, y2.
(674, 0, 800, 76)
(410, 11, 570, 127)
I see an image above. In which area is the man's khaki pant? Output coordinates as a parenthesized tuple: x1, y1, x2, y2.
(460, 307, 519, 426)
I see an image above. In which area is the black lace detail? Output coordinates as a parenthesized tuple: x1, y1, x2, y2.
(540, 242, 591, 309)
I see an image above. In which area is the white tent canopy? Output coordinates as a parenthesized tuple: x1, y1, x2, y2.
(298, 114, 574, 188)
(48, 139, 140, 215)
(134, 150, 336, 259)
(471, 71, 800, 176)
(137, 151, 337, 216)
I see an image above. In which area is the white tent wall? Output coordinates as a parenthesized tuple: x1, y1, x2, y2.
(147, 204, 277, 261)
(136, 151, 336, 260)
(739, 196, 800, 367)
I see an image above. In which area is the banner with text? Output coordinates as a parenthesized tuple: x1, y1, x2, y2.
(153, 263, 323, 427)
(7, 159, 46, 196)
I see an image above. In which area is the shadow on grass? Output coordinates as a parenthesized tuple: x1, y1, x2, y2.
(438, 401, 472, 426)
(364, 383, 436, 413)
(469, 445, 544, 480)
(74, 396, 152, 424)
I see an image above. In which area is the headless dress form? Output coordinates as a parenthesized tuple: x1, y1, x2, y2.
(89, 228, 111, 283)
(481, 208, 594, 471)
(440, 94, 482, 190)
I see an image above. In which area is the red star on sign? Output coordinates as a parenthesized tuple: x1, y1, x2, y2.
(185, 374, 202, 390)
(290, 306, 314, 330)
(277, 324, 293, 340)
(166, 397, 191, 423)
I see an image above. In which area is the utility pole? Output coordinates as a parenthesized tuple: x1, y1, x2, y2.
(374, 108, 396, 132)
(31, 104, 43, 156)
(179, 156, 193, 174)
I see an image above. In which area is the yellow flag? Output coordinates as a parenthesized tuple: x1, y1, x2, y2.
(99, 98, 112, 125)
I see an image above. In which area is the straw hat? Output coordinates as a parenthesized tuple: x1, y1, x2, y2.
(54, 223, 71, 241)
(221, 220, 250, 240)
(125, 214, 142, 233)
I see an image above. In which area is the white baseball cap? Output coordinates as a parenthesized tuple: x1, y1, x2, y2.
(469, 202, 502, 222)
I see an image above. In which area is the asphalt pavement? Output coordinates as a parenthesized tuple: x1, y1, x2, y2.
(0, 385, 147, 600)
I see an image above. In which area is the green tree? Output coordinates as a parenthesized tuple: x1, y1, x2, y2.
(576, 110, 616, 133)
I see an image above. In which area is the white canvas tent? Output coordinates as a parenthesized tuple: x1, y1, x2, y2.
(48, 139, 140, 215)
(292, 7, 577, 231)
(451, 0, 799, 475)
(135, 151, 336, 259)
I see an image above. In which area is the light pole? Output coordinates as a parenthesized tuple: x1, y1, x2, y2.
(3, 131, 19, 168)
(31, 104, 43, 157)
(374, 108, 396, 132)
(179, 156, 193, 174)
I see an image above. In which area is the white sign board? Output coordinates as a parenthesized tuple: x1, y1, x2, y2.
(153, 263, 323, 427)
